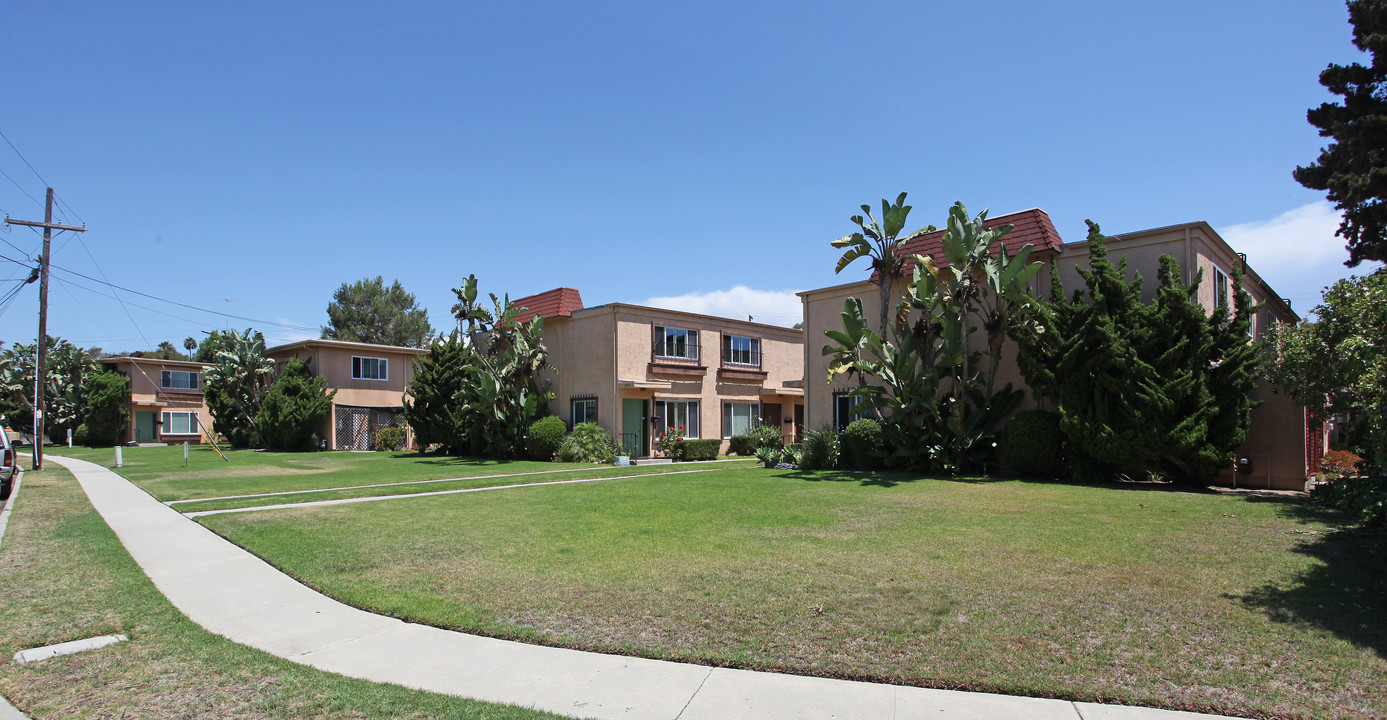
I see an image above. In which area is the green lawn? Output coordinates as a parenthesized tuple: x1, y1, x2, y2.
(46, 446, 1387, 718)
(0, 463, 569, 720)
(52, 444, 752, 507)
(195, 465, 1383, 720)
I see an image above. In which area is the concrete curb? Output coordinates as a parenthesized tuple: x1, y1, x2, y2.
(48, 454, 1242, 720)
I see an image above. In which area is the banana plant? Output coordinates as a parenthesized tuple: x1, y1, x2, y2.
(831, 192, 936, 337)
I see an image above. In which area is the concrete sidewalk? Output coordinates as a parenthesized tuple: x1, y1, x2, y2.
(51, 455, 1238, 720)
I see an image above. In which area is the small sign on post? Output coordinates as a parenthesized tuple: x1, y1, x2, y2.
(67, 428, 72, 448)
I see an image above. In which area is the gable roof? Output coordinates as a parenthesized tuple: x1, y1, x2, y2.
(871, 207, 1065, 281)
(512, 287, 584, 324)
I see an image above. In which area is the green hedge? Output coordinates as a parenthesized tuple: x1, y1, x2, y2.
(998, 409, 1065, 478)
(728, 435, 758, 456)
(673, 438, 721, 461)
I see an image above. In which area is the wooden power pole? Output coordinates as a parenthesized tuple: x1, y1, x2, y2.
(4, 188, 86, 470)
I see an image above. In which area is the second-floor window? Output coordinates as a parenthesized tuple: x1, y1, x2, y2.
(722, 335, 761, 366)
(161, 370, 199, 390)
(352, 356, 389, 381)
(1214, 266, 1229, 309)
(654, 325, 699, 361)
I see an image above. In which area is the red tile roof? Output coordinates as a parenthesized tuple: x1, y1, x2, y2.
(870, 208, 1065, 281)
(511, 287, 584, 324)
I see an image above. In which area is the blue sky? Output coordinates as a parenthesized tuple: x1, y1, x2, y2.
(0, 1, 1379, 351)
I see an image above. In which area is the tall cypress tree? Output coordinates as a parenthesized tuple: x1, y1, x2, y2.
(1016, 223, 1260, 483)
(401, 332, 470, 454)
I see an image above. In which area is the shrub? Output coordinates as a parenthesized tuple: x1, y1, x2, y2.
(526, 416, 568, 461)
(841, 418, 884, 470)
(674, 438, 720, 461)
(557, 422, 621, 463)
(1312, 468, 1386, 526)
(799, 426, 840, 471)
(728, 434, 758, 456)
(376, 425, 409, 452)
(752, 423, 783, 449)
(73, 423, 91, 446)
(998, 409, 1066, 478)
(1321, 449, 1364, 481)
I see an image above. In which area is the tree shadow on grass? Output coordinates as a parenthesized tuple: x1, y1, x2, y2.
(1231, 521, 1386, 658)
(775, 469, 922, 488)
(393, 452, 508, 467)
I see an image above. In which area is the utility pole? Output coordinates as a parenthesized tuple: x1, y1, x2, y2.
(4, 188, 86, 470)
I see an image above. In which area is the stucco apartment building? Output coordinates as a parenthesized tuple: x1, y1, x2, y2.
(99, 356, 212, 444)
(266, 339, 425, 451)
(799, 209, 1320, 490)
(513, 288, 806, 457)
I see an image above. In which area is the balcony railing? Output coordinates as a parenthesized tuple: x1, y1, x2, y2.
(720, 348, 762, 368)
(651, 341, 701, 363)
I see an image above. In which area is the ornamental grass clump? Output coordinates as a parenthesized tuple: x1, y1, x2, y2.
(799, 426, 840, 471)
(556, 422, 621, 463)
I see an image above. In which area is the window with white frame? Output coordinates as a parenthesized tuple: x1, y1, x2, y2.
(655, 399, 699, 438)
(161, 370, 200, 390)
(352, 356, 389, 381)
(722, 334, 761, 366)
(1213, 266, 1229, 309)
(160, 410, 198, 435)
(571, 396, 597, 426)
(833, 390, 862, 432)
(654, 325, 699, 361)
(723, 401, 760, 438)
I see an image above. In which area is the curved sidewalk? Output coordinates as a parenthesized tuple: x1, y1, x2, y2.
(53, 455, 1235, 720)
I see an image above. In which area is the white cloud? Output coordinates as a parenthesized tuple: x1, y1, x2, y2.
(1217, 201, 1384, 314)
(1218, 201, 1345, 271)
(643, 286, 803, 327)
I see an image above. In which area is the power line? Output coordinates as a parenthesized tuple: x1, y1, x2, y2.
(0, 129, 51, 189)
(0, 166, 44, 211)
(45, 261, 320, 332)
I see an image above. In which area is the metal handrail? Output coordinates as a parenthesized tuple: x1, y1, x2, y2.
(720, 348, 762, 368)
(651, 341, 701, 362)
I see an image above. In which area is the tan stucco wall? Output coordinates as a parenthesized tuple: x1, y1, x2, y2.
(102, 358, 211, 444)
(266, 340, 425, 450)
(541, 304, 805, 454)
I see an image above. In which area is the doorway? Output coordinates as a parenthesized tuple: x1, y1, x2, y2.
(135, 411, 157, 443)
(621, 398, 649, 456)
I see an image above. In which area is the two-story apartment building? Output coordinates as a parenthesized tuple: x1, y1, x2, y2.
(266, 339, 426, 451)
(512, 288, 806, 456)
(799, 210, 1320, 489)
(99, 356, 212, 444)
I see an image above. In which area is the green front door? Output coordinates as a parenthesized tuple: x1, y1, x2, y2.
(134, 411, 157, 443)
(621, 399, 648, 456)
